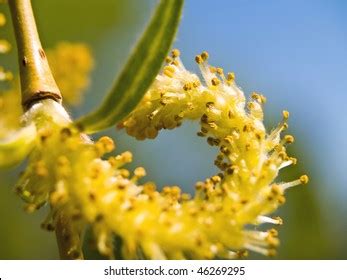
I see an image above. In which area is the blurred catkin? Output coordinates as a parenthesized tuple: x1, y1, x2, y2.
(46, 42, 94, 106)
(0, 42, 93, 136)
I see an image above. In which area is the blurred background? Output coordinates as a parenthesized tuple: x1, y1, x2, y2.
(0, 0, 346, 259)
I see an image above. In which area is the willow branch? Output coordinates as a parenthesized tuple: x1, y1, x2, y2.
(55, 212, 84, 260)
(7, 0, 79, 260)
(8, 0, 61, 110)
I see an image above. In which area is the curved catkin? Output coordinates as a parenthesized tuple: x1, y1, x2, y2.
(14, 51, 307, 260)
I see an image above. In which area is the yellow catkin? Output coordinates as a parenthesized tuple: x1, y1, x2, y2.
(0, 9, 21, 136)
(47, 42, 94, 106)
(117, 50, 307, 258)
(8, 49, 306, 260)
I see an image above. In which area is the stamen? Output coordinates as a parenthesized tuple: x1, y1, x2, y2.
(283, 134, 295, 144)
(226, 72, 235, 82)
(195, 55, 203, 64)
(256, 215, 283, 225)
(171, 49, 180, 58)
(282, 110, 290, 119)
(280, 174, 309, 190)
(300, 174, 309, 184)
(201, 51, 209, 61)
(244, 244, 274, 256)
(216, 67, 223, 75)
(211, 77, 220, 86)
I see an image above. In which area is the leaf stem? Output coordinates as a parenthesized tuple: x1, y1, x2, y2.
(8, 0, 61, 110)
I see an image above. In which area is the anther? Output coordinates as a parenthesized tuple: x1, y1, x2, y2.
(119, 169, 130, 178)
(268, 229, 278, 237)
(60, 127, 72, 139)
(226, 167, 234, 175)
(211, 77, 220, 86)
(220, 145, 230, 154)
(226, 72, 235, 82)
(260, 95, 267, 103)
(209, 66, 216, 73)
(216, 67, 223, 75)
(171, 49, 180, 58)
(192, 80, 200, 87)
(216, 154, 224, 161)
(271, 184, 283, 195)
(97, 136, 115, 153)
(278, 196, 286, 204)
(134, 167, 146, 178)
(201, 51, 209, 61)
(195, 55, 203, 64)
(195, 181, 205, 190)
(251, 92, 266, 104)
(228, 110, 234, 118)
(251, 92, 260, 100)
(118, 151, 133, 163)
(300, 175, 309, 184)
(183, 83, 193, 91)
(289, 157, 297, 165)
(282, 110, 290, 119)
(274, 216, 283, 225)
(200, 114, 208, 123)
(208, 122, 218, 129)
(207, 137, 215, 146)
(284, 135, 295, 144)
(211, 175, 221, 184)
(165, 56, 172, 63)
(163, 67, 175, 78)
(205, 101, 215, 109)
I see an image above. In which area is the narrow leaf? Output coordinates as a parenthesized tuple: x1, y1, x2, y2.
(75, 0, 184, 133)
(0, 124, 36, 168)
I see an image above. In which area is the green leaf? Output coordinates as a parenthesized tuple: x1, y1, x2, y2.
(0, 124, 37, 168)
(75, 0, 184, 133)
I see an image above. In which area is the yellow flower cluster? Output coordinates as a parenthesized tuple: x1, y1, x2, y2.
(46, 42, 94, 106)
(14, 50, 308, 259)
(0, 83, 22, 137)
(0, 11, 20, 137)
(119, 50, 309, 256)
